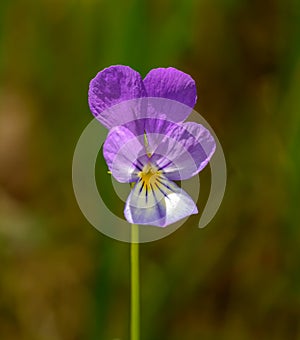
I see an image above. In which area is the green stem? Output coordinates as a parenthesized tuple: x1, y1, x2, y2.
(131, 223, 140, 340)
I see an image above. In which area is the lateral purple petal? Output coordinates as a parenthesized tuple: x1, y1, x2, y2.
(88, 65, 146, 129)
(153, 122, 216, 180)
(103, 126, 146, 183)
(143, 67, 197, 108)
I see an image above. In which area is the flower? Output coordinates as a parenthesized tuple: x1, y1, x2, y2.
(88, 65, 216, 227)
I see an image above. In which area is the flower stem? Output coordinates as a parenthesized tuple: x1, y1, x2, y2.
(131, 223, 140, 340)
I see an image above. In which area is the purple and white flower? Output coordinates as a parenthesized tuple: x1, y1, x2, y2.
(88, 65, 216, 227)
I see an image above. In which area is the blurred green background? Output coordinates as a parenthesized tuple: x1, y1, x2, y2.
(1, 0, 300, 339)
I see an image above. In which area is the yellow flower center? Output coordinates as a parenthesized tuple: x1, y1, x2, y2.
(138, 163, 162, 190)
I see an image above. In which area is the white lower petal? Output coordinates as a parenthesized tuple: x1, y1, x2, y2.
(124, 176, 198, 227)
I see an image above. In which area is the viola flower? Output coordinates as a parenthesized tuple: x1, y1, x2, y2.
(88, 65, 216, 227)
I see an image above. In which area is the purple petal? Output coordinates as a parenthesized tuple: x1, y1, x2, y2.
(88, 65, 146, 129)
(103, 125, 147, 183)
(124, 176, 198, 227)
(143, 67, 197, 108)
(153, 122, 216, 180)
(123, 117, 177, 154)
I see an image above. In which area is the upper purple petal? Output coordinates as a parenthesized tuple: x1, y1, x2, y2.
(123, 117, 178, 153)
(143, 67, 197, 108)
(88, 65, 146, 129)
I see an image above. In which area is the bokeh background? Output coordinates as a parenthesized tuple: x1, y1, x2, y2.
(1, 0, 300, 339)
